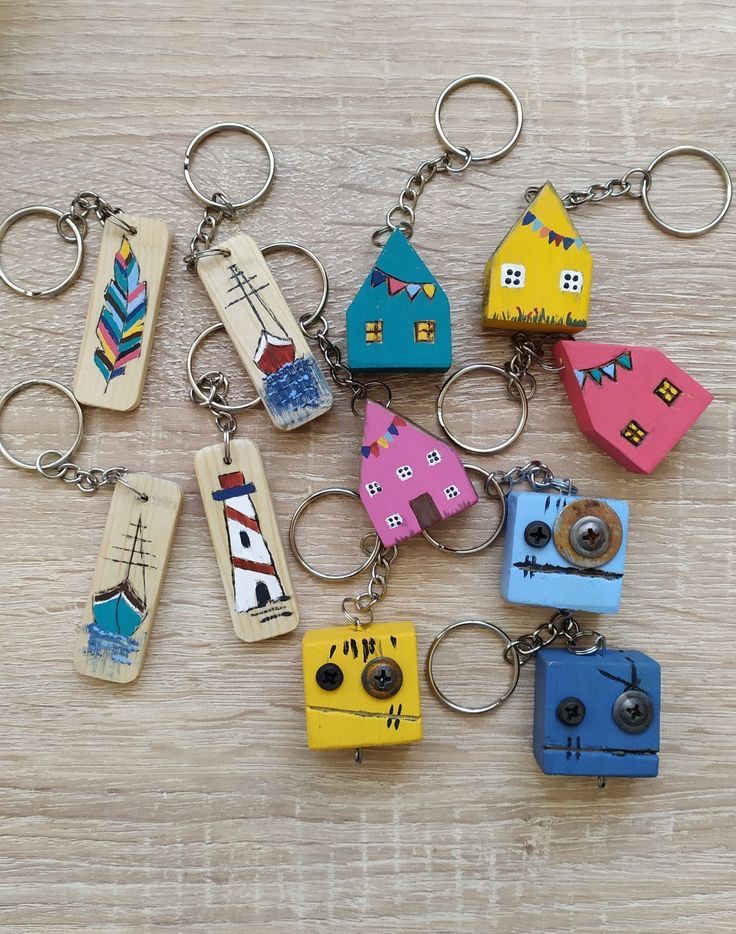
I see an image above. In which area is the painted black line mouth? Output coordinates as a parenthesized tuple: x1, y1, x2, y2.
(514, 555, 622, 580)
(546, 743, 657, 759)
(308, 704, 419, 731)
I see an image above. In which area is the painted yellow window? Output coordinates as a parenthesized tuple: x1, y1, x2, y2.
(365, 320, 383, 343)
(414, 320, 436, 343)
(622, 420, 647, 446)
(654, 378, 681, 405)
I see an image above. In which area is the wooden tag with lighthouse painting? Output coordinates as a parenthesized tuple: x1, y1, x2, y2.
(196, 234, 333, 431)
(73, 214, 173, 412)
(74, 473, 183, 683)
(194, 439, 299, 642)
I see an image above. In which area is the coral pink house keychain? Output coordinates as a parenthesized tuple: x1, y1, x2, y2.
(345, 74, 523, 373)
(438, 145, 732, 472)
(0, 190, 172, 411)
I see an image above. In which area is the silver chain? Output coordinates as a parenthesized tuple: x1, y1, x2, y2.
(56, 190, 136, 243)
(373, 147, 472, 244)
(35, 456, 146, 498)
(504, 610, 606, 666)
(490, 459, 578, 498)
(188, 369, 237, 463)
(341, 537, 399, 628)
(502, 332, 569, 401)
(183, 191, 236, 270)
(524, 167, 653, 212)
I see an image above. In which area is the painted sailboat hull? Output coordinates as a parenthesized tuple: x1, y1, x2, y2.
(91, 580, 146, 638)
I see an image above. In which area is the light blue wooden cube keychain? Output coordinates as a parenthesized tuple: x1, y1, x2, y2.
(346, 74, 523, 373)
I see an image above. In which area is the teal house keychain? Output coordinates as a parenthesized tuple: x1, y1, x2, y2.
(346, 75, 523, 372)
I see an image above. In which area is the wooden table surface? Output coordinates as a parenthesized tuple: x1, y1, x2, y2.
(1, 1, 734, 930)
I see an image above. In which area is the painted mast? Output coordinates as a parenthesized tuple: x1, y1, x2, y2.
(225, 265, 296, 374)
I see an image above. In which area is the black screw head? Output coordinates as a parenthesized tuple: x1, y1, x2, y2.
(524, 520, 552, 548)
(362, 656, 403, 699)
(613, 689, 654, 734)
(556, 696, 586, 726)
(315, 662, 343, 691)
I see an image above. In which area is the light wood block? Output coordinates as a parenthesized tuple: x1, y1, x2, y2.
(73, 213, 172, 412)
(194, 438, 299, 642)
(196, 233, 333, 431)
(73, 472, 183, 683)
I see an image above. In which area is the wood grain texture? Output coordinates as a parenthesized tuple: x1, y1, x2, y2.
(0, 0, 734, 930)
(73, 214, 173, 411)
(73, 472, 183, 683)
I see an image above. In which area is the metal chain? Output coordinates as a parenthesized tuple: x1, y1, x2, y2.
(188, 369, 237, 463)
(56, 190, 135, 243)
(341, 537, 399, 628)
(35, 456, 147, 498)
(502, 331, 569, 401)
(299, 311, 392, 415)
(489, 459, 578, 498)
(503, 611, 606, 666)
(372, 147, 472, 244)
(524, 167, 653, 212)
(183, 191, 236, 270)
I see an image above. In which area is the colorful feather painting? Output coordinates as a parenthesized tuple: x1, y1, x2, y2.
(93, 236, 148, 389)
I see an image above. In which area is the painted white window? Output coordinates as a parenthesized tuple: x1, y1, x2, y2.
(386, 514, 403, 529)
(501, 263, 525, 288)
(427, 449, 442, 466)
(396, 465, 413, 481)
(444, 485, 460, 500)
(560, 270, 583, 293)
(365, 481, 382, 497)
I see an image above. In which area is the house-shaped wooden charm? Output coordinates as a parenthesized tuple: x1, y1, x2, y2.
(346, 229, 452, 372)
(483, 182, 592, 334)
(554, 340, 713, 474)
(359, 401, 477, 547)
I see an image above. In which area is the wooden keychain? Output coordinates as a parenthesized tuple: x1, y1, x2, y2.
(186, 244, 331, 643)
(0, 191, 172, 412)
(345, 74, 523, 373)
(0, 378, 182, 683)
(438, 146, 732, 472)
(182, 123, 332, 431)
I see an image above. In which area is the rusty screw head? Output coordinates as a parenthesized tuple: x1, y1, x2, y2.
(315, 662, 343, 691)
(556, 696, 586, 726)
(362, 656, 403, 699)
(569, 515, 611, 558)
(613, 690, 654, 734)
(524, 520, 552, 548)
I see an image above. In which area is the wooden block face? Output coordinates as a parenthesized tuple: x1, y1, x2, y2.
(73, 214, 172, 412)
(74, 473, 182, 683)
(500, 491, 629, 614)
(196, 234, 333, 431)
(346, 229, 452, 372)
(359, 401, 478, 547)
(482, 182, 592, 334)
(194, 439, 299, 643)
(533, 647, 660, 778)
(303, 621, 422, 750)
(554, 340, 714, 474)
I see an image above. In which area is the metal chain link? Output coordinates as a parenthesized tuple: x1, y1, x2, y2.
(56, 190, 136, 243)
(183, 191, 236, 270)
(524, 167, 653, 212)
(35, 455, 147, 498)
(341, 537, 399, 628)
(502, 331, 570, 401)
(489, 459, 578, 498)
(503, 611, 606, 666)
(372, 147, 472, 244)
(188, 369, 237, 463)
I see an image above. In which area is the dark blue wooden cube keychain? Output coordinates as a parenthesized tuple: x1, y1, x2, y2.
(346, 74, 523, 373)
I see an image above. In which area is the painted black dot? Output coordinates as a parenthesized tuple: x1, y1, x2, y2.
(505, 277, 512, 285)
(563, 283, 569, 289)
(564, 273, 571, 280)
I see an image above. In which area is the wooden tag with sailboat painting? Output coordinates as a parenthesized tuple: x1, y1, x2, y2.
(194, 439, 299, 642)
(196, 234, 332, 431)
(73, 473, 182, 683)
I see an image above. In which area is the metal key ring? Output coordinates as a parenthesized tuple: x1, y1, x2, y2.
(0, 206, 84, 298)
(289, 488, 382, 581)
(642, 146, 732, 237)
(261, 241, 329, 328)
(0, 378, 84, 470)
(186, 323, 262, 413)
(426, 619, 520, 715)
(437, 364, 529, 454)
(184, 122, 276, 211)
(434, 75, 524, 164)
(422, 466, 507, 555)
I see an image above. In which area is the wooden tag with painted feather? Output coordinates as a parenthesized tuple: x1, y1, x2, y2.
(74, 473, 182, 684)
(73, 214, 172, 412)
(194, 439, 299, 642)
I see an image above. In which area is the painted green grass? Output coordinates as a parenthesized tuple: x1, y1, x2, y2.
(489, 306, 587, 328)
